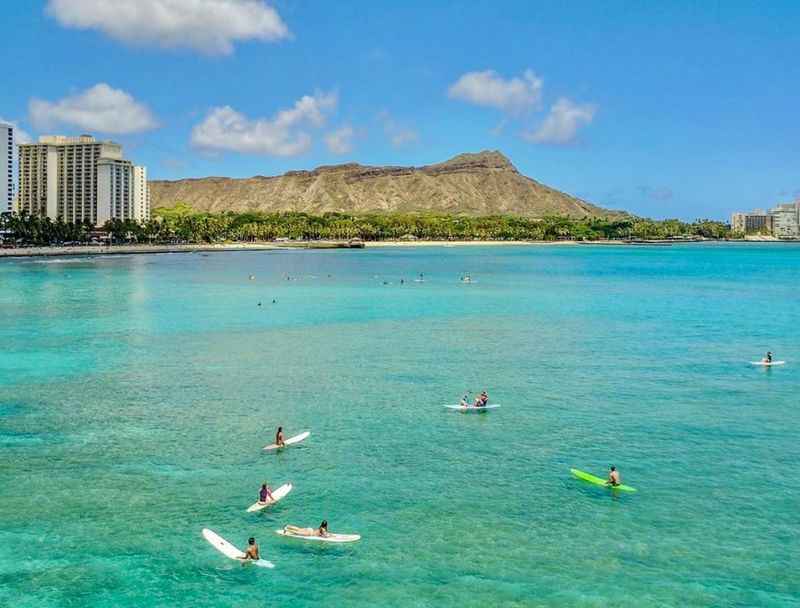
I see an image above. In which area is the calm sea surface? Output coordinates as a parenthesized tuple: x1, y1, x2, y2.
(1, 244, 798, 607)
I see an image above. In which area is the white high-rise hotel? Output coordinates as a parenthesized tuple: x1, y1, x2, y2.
(17, 135, 149, 226)
(0, 122, 13, 213)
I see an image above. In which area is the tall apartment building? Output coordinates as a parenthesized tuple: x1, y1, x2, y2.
(730, 212, 746, 233)
(769, 202, 800, 238)
(133, 165, 150, 223)
(0, 123, 13, 213)
(17, 135, 149, 226)
(97, 157, 133, 226)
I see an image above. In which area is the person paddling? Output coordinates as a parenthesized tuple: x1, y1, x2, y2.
(607, 466, 621, 487)
(242, 537, 260, 561)
(259, 483, 273, 504)
(275, 426, 285, 448)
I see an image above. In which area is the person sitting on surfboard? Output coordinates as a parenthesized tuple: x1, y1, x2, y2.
(607, 466, 621, 487)
(242, 537, 260, 561)
(766, 351, 773, 363)
(276, 427, 285, 448)
(285, 521, 329, 538)
(474, 391, 488, 407)
(259, 483, 273, 504)
(460, 393, 470, 407)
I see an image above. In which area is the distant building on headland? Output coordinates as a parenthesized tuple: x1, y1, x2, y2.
(17, 134, 149, 226)
(731, 201, 799, 238)
(730, 212, 774, 235)
(769, 202, 800, 238)
(0, 122, 14, 214)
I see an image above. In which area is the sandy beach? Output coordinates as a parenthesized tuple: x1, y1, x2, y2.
(2, 238, 769, 258)
(0, 240, 586, 258)
(364, 239, 581, 247)
(0, 243, 281, 258)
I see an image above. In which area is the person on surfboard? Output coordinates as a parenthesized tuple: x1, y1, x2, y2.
(474, 391, 489, 407)
(284, 520, 329, 537)
(765, 351, 773, 363)
(259, 483, 273, 504)
(242, 537, 260, 561)
(607, 466, 621, 487)
(460, 393, 470, 407)
(275, 427, 285, 448)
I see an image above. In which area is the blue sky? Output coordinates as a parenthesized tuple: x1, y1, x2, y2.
(2, 1, 799, 220)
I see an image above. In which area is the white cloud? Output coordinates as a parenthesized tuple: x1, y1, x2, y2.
(448, 69, 543, 114)
(0, 118, 32, 144)
(191, 92, 337, 156)
(325, 126, 355, 155)
(524, 97, 596, 145)
(389, 129, 418, 147)
(377, 111, 419, 148)
(29, 83, 158, 134)
(638, 186, 674, 201)
(490, 119, 508, 136)
(46, 0, 290, 55)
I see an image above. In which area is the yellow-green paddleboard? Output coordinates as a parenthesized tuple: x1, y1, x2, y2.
(570, 468, 637, 492)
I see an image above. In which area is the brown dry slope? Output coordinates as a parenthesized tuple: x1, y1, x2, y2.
(150, 150, 611, 218)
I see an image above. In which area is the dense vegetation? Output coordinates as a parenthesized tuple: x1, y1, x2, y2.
(0, 206, 735, 246)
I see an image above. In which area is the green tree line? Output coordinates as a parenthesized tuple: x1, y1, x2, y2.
(1, 206, 735, 246)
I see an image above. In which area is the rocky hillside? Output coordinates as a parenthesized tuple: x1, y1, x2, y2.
(150, 151, 611, 218)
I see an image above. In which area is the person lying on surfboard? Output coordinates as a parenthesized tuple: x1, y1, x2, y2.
(276, 427, 285, 448)
(259, 483, 274, 504)
(284, 520, 329, 538)
(242, 537, 260, 561)
(607, 466, 621, 487)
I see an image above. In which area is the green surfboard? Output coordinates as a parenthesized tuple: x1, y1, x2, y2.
(570, 468, 637, 492)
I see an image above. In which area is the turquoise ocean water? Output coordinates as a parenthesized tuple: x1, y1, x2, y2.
(1, 244, 798, 607)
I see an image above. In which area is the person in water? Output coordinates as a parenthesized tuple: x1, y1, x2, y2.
(284, 520, 329, 537)
(276, 426, 285, 448)
(766, 351, 773, 363)
(607, 466, 621, 487)
(242, 537, 260, 561)
(259, 483, 273, 504)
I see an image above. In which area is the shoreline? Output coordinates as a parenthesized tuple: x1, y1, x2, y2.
(0, 240, 609, 258)
(1, 238, 797, 259)
(0, 243, 282, 259)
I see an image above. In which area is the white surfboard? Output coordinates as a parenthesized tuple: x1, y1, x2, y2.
(443, 404, 500, 412)
(275, 528, 361, 543)
(201, 528, 275, 568)
(263, 431, 310, 451)
(750, 361, 786, 366)
(246, 483, 293, 512)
